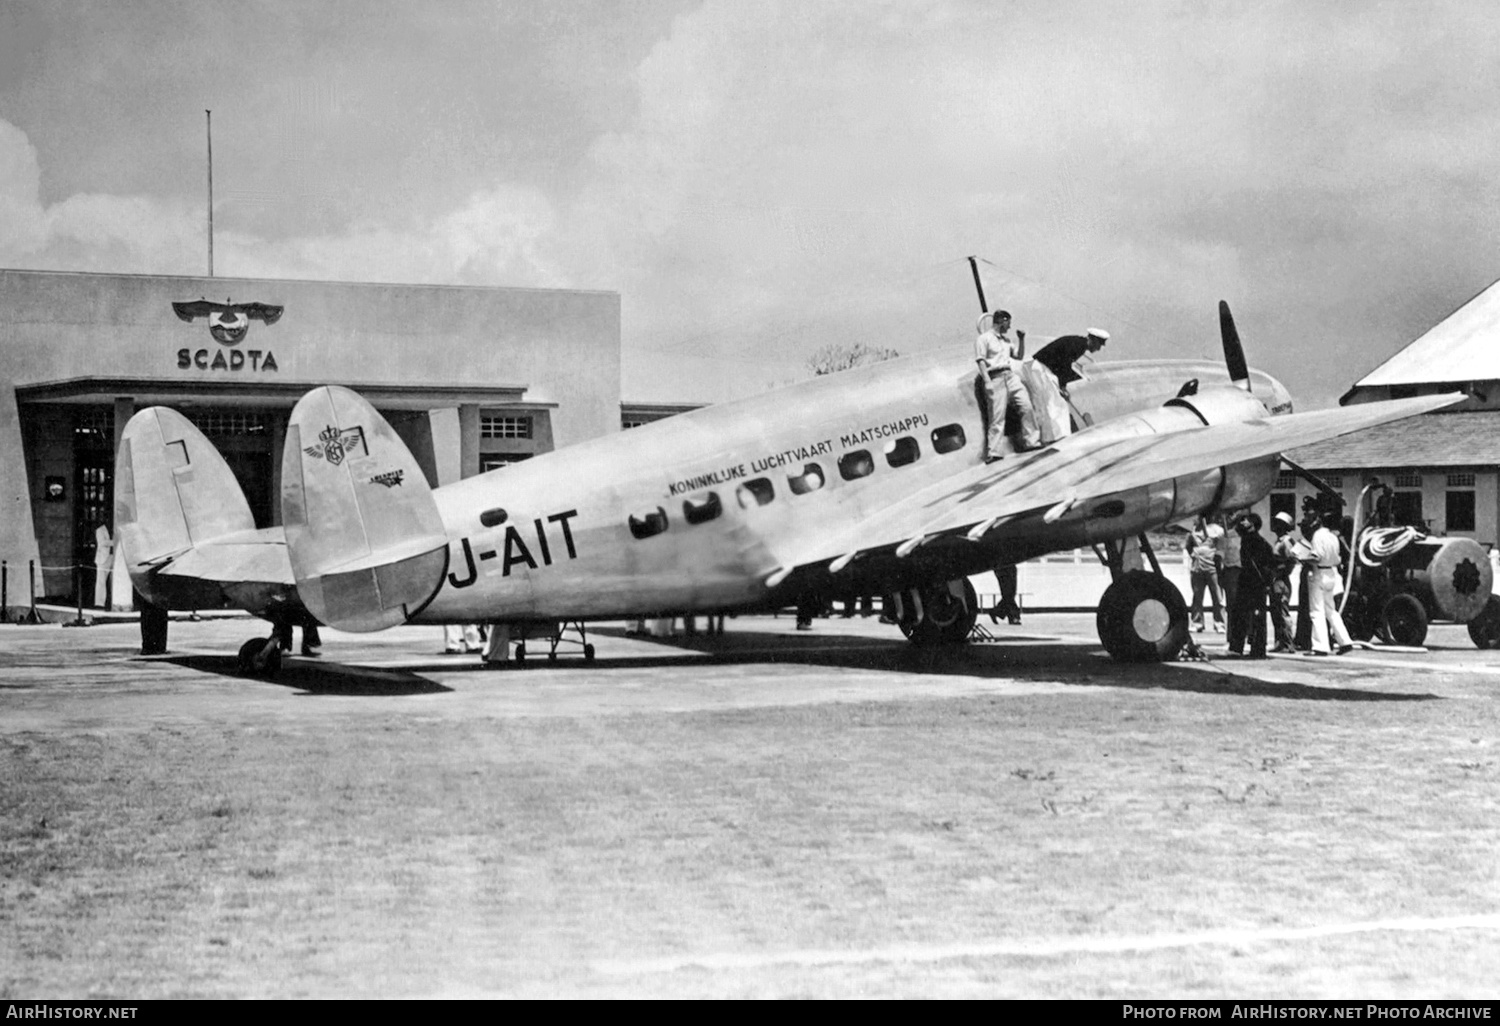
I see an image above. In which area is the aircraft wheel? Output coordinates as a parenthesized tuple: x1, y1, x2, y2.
(237, 637, 263, 672)
(515, 643, 527, 664)
(1097, 571, 1189, 663)
(584, 644, 596, 662)
(1381, 593, 1428, 647)
(548, 650, 558, 663)
(261, 644, 282, 679)
(1468, 596, 1500, 649)
(902, 580, 976, 646)
(936, 578, 979, 645)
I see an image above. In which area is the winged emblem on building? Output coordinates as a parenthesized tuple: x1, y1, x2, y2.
(172, 299, 284, 346)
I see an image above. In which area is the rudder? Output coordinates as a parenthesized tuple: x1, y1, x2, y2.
(114, 407, 257, 567)
(281, 385, 448, 632)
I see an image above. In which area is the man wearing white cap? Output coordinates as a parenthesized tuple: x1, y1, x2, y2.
(1268, 511, 1303, 652)
(1033, 328, 1109, 397)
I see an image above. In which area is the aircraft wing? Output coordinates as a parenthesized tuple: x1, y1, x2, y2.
(768, 393, 1464, 580)
(150, 527, 294, 586)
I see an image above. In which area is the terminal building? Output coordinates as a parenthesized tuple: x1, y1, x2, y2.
(1, 268, 621, 608)
(1276, 277, 1500, 547)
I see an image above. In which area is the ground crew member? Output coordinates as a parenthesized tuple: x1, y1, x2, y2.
(1268, 511, 1300, 652)
(1227, 513, 1274, 658)
(1309, 509, 1355, 655)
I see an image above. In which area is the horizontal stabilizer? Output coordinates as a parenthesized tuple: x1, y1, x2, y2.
(114, 407, 257, 569)
(281, 385, 448, 632)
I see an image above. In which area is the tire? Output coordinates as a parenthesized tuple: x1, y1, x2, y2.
(1381, 593, 1429, 647)
(901, 579, 978, 647)
(584, 643, 596, 662)
(1097, 571, 1189, 662)
(261, 644, 282, 679)
(237, 637, 262, 672)
(1468, 595, 1500, 649)
(515, 643, 527, 664)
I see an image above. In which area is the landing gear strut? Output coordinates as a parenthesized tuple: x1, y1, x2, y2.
(1094, 536, 1189, 662)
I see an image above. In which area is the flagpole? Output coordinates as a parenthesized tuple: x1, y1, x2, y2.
(206, 109, 214, 277)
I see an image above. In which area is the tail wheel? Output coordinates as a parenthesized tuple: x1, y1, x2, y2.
(1468, 595, 1500, 649)
(1097, 571, 1189, 662)
(1381, 593, 1428, 647)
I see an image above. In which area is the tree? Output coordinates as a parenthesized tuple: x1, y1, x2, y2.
(806, 341, 900, 376)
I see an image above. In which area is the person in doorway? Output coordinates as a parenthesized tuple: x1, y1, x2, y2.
(93, 524, 113, 609)
(974, 310, 1040, 461)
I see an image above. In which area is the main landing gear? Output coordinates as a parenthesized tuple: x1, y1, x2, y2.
(1094, 536, 1190, 662)
(236, 635, 283, 678)
(893, 578, 979, 646)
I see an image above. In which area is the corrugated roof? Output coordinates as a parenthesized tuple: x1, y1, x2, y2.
(1285, 409, 1500, 468)
(1356, 277, 1500, 388)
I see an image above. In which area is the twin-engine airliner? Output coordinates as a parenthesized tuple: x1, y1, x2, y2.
(114, 303, 1458, 675)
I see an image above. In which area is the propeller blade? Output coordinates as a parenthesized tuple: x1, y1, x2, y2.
(1219, 300, 1251, 390)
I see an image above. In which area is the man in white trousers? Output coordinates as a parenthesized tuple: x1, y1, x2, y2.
(1308, 509, 1354, 656)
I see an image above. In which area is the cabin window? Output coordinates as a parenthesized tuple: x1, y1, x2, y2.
(737, 478, 775, 508)
(479, 508, 508, 527)
(683, 492, 723, 525)
(838, 450, 875, 481)
(788, 463, 826, 495)
(628, 507, 669, 539)
(931, 423, 966, 454)
(885, 436, 920, 468)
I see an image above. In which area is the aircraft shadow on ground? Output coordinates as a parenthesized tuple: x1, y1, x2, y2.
(401, 626, 1440, 704)
(160, 654, 453, 696)
(156, 630, 1438, 703)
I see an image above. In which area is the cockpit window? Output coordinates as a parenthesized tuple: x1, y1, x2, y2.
(683, 492, 722, 525)
(884, 437, 920, 467)
(479, 508, 508, 527)
(788, 463, 825, 495)
(737, 478, 775, 508)
(838, 450, 875, 481)
(931, 423, 966, 454)
(628, 507, 669, 539)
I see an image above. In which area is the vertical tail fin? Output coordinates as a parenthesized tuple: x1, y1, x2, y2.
(281, 385, 449, 632)
(114, 407, 256, 567)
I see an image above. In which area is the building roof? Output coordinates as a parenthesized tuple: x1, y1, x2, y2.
(1286, 410, 1500, 468)
(1354, 277, 1500, 389)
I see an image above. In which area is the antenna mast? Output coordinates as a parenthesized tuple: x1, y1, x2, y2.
(206, 109, 214, 277)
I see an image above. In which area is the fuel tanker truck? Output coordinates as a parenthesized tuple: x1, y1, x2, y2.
(1337, 481, 1500, 648)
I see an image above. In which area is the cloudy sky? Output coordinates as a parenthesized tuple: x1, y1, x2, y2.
(2, 0, 1498, 407)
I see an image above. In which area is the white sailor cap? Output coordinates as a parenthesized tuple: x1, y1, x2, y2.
(1086, 328, 1110, 342)
(1273, 511, 1294, 527)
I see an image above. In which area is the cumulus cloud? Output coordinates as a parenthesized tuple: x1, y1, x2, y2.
(5, 1, 1500, 408)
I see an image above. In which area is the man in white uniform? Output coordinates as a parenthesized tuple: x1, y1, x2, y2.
(975, 310, 1040, 461)
(1308, 510, 1354, 655)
